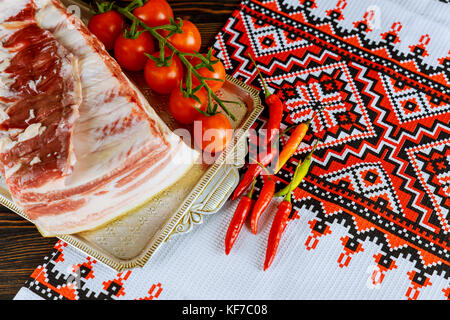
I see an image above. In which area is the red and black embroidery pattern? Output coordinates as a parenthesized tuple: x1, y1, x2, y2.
(23, 241, 163, 300)
(213, 0, 449, 299)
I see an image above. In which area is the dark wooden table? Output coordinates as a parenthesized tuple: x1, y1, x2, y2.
(0, 0, 240, 300)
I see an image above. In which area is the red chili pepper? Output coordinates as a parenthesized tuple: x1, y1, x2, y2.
(264, 94, 283, 145)
(248, 53, 283, 146)
(250, 176, 275, 234)
(225, 180, 256, 255)
(264, 199, 292, 270)
(263, 140, 320, 270)
(231, 144, 278, 200)
(231, 54, 283, 201)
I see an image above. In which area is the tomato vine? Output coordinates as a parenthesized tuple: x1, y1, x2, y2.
(109, 0, 237, 121)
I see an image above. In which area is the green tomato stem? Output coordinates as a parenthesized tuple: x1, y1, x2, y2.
(114, 6, 237, 121)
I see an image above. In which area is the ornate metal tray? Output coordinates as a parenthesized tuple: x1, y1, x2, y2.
(0, 0, 263, 271)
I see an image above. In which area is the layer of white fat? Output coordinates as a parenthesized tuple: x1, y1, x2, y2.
(25, 109, 35, 124)
(0, 125, 48, 173)
(17, 123, 45, 142)
(29, 156, 41, 165)
(0, 135, 15, 153)
(35, 135, 197, 237)
(4, 162, 21, 179)
(66, 118, 156, 186)
(0, 108, 9, 123)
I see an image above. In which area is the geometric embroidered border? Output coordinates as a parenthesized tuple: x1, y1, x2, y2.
(213, 0, 450, 299)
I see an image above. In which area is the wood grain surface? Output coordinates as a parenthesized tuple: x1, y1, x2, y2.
(0, 0, 240, 300)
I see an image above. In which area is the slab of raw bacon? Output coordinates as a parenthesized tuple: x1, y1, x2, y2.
(0, 0, 82, 193)
(0, 0, 199, 236)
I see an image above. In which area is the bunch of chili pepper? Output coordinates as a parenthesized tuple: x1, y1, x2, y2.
(231, 54, 283, 201)
(247, 108, 324, 233)
(225, 53, 323, 264)
(232, 79, 326, 201)
(225, 150, 276, 254)
(264, 140, 320, 270)
(246, 107, 326, 234)
(225, 55, 282, 254)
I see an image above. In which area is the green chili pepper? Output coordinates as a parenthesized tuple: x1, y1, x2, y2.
(274, 140, 319, 197)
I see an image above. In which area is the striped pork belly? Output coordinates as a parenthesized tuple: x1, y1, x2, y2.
(0, 0, 199, 236)
(0, 1, 82, 194)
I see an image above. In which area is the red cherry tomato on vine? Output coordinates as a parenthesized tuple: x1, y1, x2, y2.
(144, 52, 184, 94)
(169, 88, 207, 125)
(167, 20, 201, 54)
(88, 11, 124, 50)
(133, 0, 174, 28)
(114, 31, 155, 71)
(192, 55, 226, 92)
(194, 113, 233, 153)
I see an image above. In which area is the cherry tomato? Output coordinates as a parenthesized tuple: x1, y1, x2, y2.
(133, 0, 174, 28)
(192, 55, 226, 92)
(144, 52, 184, 94)
(169, 88, 207, 124)
(167, 20, 201, 54)
(114, 31, 155, 71)
(194, 113, 233, 153)
(88, 11, 124, 50)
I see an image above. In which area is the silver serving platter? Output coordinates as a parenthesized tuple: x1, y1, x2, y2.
(0, 0, 263, 271)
